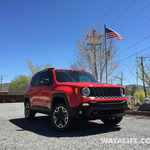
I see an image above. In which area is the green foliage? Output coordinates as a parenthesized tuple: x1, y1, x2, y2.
(26, 59, 53, 76)
(131, 85, 137, 95)
(124, 85, 138, 96)
(134, 89, 150, 104)
(10, 99, 16, 102)
(8, 75, 31, 91)
(124, 86, 131, 96)
(134, 57, 150, 85)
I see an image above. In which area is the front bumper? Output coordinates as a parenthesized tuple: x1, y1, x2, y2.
(69, 101, 127, 120)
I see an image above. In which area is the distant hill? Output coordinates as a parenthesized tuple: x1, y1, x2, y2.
(124, 84, 150, 89)
(1, 83, 9, 91)
(124, 84, 142, 88)
(146, 86, 150, 89)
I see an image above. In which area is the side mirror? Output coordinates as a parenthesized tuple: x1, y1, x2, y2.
(40, 79, 49, 86)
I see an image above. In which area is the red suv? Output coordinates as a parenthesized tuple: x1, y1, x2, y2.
(24, 68, 127, 131)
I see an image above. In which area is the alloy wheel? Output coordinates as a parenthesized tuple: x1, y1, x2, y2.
(53, 106, 69, 129)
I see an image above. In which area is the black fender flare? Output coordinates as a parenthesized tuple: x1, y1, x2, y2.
(51, 93, 70, 109)
(24, 95, 31, 106)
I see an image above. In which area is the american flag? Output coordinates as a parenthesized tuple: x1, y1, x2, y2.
(105, 28, 125, 40)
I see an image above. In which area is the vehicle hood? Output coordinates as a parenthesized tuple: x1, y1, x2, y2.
(56, 82, 124, 88)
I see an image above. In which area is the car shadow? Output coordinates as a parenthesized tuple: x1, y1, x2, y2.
(9, 115, 121, 137)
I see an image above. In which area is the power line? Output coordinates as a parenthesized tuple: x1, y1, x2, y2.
(105, 0, 126, 25)
(116, 47, 150, 64)
(101, 1, 120, 25)
(110, 0, 138, 27)
(96, 0, 117, 26)
(117, 35, 150, 56)
(115, 0, 145, 29)
(96, 0, 118, 26)
(118, 2, 150, 31)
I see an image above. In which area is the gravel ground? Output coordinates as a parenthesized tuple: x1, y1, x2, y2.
(0, 103, 150, 150)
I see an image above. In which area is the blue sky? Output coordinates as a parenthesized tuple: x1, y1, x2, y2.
(0, 0, 150, 86)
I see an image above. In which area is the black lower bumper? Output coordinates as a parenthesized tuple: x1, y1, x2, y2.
(69, 101, 127, 120)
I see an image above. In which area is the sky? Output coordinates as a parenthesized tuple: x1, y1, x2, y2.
(0, 0, 150, 86)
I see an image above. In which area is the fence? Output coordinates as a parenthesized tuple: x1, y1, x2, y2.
(0, 95, 24, 103)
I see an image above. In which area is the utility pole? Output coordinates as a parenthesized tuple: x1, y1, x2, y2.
(86, 28, 102, 80)
(0, 75, 3, 91)
(136, 67, 139, 101)
(121, 72, 123, 86)
(136, 56, 147, 98)
(136, 53, 139, 102)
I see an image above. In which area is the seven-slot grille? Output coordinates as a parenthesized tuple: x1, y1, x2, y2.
(88, 87, 125, 98)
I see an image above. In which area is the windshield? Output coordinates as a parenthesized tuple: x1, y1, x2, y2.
(55, 70, 99, 83)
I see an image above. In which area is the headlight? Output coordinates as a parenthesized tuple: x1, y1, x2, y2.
(120, 88, 125, 98)
(81, 87, 90, 97)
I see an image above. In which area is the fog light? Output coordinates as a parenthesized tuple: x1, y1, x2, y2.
(78, 110, 83, 115)
(82, 103, 89, 106)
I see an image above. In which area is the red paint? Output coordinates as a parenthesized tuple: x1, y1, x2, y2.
(25, 69, 127, 109)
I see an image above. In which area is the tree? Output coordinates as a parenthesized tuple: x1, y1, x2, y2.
(26, 60, 53, 76)
(134, 89, 147, 104)
(70, 27, 120, 83)
(124, 86, 131, 96)
(134, 56, 150, 98)
(131, 85, 137, 95)
(8, 75, 30, 91)
(144, 56, 150, 85)
(135, 57, 150, 85)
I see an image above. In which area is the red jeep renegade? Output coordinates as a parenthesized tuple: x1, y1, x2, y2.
(24, 68, 127, 131)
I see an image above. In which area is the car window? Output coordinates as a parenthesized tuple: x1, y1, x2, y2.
(79, 76, 91, 82)
(55, 70, 98, 83)
(42, 71, 53, 84)
(42, 71, 51, 80)
(33, 73, 42, 86)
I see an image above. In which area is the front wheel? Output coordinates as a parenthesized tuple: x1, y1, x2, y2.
(51, 103, 72, 132)
(101, 117, 123, 126)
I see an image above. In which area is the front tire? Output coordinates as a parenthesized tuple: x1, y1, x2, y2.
(101, 117, 123, 126)
(24, 101, 35, 120)
(51, 103, 72, 132)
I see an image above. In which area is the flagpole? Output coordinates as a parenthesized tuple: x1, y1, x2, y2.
(104, 24, 107, 83)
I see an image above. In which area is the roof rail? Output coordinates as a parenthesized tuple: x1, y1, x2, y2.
(35, 68, 55, 75)
(45, 67, 55, 70)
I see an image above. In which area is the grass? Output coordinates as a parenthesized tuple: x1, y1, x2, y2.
(10, 99, 16, 102)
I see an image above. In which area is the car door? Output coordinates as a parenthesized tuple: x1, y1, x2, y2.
(39, 71, 53, 109)
(30, 73, 42, 106)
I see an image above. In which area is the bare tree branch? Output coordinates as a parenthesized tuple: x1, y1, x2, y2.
(26, 59, 53, 76)
(70, 27, 120, 83)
